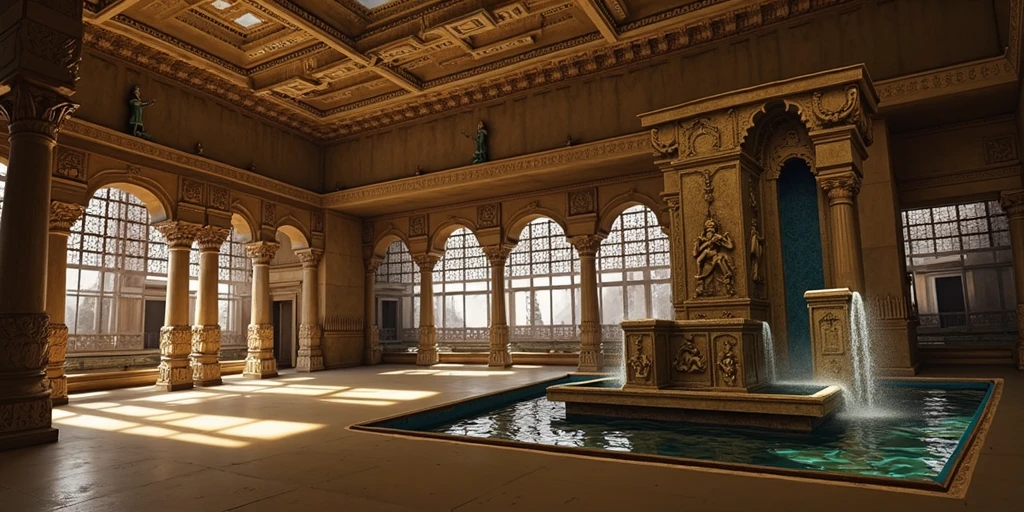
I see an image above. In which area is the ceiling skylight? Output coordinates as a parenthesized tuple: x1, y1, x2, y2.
(211, 0, 232, 10)
(233, 13, 263, 28)
(355, 0, 398, 8)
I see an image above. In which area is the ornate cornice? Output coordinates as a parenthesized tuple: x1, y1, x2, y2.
(875, 55, 1015, 110)
(323, 132, 648, 207)
(60, 118, 323, 207)
(898, 163, 1022, 191)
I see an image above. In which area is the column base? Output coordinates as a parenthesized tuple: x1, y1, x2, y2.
(488, 324, 511, 368)
(244, 324, 278, 379)
(578, 348, 603, 373)
(416, 348, 439, 366)
(296, 324, 324, 372)
(578, 322, 604, 372)
(364, 326, 382, 365)
(417, 325, 438, 366)
(191, 325, 222, 387)
(47, 323, 69, 405)
(488, 349, 512, 368)
(156, 325, 193, 392)
(0, 426, 58, 452)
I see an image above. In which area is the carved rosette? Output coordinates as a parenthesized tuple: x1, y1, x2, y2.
(296, 248, 324, 269)
(488, 324, 511, 368)
(46, 323, 69, 402)
(578, 321, 603, 372)
(244, 323, 277, 378)
(156, 325, 193, 391)
(190, 324, 221, 386)
(818, 174, 862, 203)
(195, 226, 230, 253)
(49, 202, 85, 235)
(568, 235, 602, 258)
(296, 324, 324, 372)
(0, 81, 79, 139)
(154, 221, 200, 249)
(416, 325, 439, 366)
(245, 241, 280, 265)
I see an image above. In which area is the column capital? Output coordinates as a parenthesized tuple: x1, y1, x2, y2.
(568, 234, 604, 257)
(0, 80, 78, 140)
(481, 244, 514, 265)
(154, 220, 200, 249)
(245, 241, 280, 265)
(412, 253, 439, 271)
(48, 201, 84, 234)
(818, 173, 862, 201)
(296, 247, 324, 268)
(195, 226, 230, 252)
(366, 257, 383, 274)
(1000, 189, 1024, 220)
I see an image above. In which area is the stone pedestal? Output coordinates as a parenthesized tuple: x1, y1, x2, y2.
(244, 324, 277, 378)
(157, 326, 193, 391)
(804, 288, 857, 388)
(191, 325, 222, 387)
(622, 318, 767, 392)
(297, 324, 324, 372)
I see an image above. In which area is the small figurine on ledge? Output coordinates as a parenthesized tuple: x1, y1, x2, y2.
(565, 134, 574, 147)
(462, 120, 489, 164)
(414, 165, 423, 176)
(195, 142, 204, 155)
(128, 86, 156, 140)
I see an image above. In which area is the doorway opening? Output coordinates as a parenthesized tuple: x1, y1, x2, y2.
(272, 300, 294, 368)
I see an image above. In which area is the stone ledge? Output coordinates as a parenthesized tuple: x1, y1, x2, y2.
(67, 360, 246, 394)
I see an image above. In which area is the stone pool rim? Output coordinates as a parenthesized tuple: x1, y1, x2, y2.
(348, 374, 1002, 498)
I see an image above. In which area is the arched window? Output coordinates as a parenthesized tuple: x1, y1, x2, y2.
(506, 218, 581, 352)
(599, 205, 673, 343)
(434, 228, 490, 351)
(0, 162, 7, 222)
(217, 230, 251, 350)
(375, 240, 419, 351)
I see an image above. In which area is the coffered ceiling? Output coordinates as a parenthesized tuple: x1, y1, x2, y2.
(82, 0, 852, 141)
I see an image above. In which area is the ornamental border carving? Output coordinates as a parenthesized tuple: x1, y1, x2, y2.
(567, 188, 596, 216)
(54, 147, 87, 182)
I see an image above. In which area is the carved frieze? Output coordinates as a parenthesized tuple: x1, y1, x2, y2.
(673, 335, 707, 373)
(409, 215, 427, 237)
(54, 147, 87, 181)
(626, 335, 652, 382)
(692, 170, 735, 298)
(568, 189, 596, 216)
(651, 126, 678, 158)
(683, 118, 722, 157)
(984, 135, 1017, 164)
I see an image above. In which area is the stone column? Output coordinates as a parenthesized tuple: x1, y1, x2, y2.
(154, 221, 199, 392)
(364, 258, 382, 365)
(45, 202, 85, 405)
(191, 226, 229, 387)
(413, 254, 439, 366)
(295, 248, 324, 372)
(482, 245, 512, 367)
(819, 174, 865, 292)
(1000, 190, 1024, 370)
(244, 241, 279, 379)
(570, 235, 604, 372)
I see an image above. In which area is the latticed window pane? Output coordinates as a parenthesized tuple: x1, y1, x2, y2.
(599, 205, 673, 323)
(505, 218, 580, 346)
(900, 200, 1010, 257)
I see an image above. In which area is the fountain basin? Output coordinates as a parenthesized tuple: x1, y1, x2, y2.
(547, 378, 843, 432)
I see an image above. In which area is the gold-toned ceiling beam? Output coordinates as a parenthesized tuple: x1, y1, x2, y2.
(260, 0, 421, 92)
(91, 0, 148, 23)
(576, 0, 619, 43)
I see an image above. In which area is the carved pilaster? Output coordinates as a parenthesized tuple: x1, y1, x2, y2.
(1000, 190, 1024, 371)
(296, 324, 324, 372)
(155, 325, 192, 391)
(190, 325, 222, 387)
(195, 226, 229, 253)
(49, 202, 84, 235)
(488, 324, 512, 367)
(46, 323, 68, 405)
(154, 220, 200, 249)
(819, 174, 862, 204)
(244, 324, 277, 379)
(245, 241, 279, 265)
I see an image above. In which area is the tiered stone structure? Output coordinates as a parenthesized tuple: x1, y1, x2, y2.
(154, 221, 200, 391)
(192, 226, 230, 387)
(245, 241, 279, 379)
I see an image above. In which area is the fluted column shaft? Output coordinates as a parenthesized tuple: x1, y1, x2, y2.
(192, 227, 228, 387)
(483, 246, 512, 367)
(819, 174, 865, 292)
(154, 221, 199, 392)
(296, 248, 324, 372)
(244, 241, 279, 379)
(570, 235, 604, 372)
(414, 254, 439, 366)
(364, 258, 382, 365)
(45, 202, 85, 405)
(1000, 190, 1024, 370)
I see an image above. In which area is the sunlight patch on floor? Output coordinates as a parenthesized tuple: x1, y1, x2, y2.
(377, 369, 517, 377)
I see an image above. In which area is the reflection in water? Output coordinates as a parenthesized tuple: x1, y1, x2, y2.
(433, 387, 984, 482)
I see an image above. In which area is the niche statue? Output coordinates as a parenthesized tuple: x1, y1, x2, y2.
(462, 121, 489, 164)
(692, 217, 735, 297)
(128, 86, 156, 140)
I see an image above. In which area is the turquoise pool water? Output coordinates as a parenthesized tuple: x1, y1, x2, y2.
(363, 377, 993, 487)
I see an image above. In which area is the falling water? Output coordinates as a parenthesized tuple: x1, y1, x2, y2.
(848, 292, 877, 410)
(760, 321, 777, 383)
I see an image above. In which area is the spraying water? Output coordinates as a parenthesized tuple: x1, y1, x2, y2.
(848, 292, 877, 410)
(761, 321, 777, 383)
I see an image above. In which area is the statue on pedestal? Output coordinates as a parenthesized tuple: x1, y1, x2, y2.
(463, 121, 489, 164)
(128, 86, 156, 140)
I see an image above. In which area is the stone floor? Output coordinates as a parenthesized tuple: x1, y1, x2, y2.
(0, 364, 1020, 511)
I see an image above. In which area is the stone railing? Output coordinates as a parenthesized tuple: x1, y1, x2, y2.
(68, 334, 145, 352)
(918, 310, 1017, 332)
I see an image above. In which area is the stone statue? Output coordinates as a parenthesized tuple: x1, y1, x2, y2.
(749, 220, 764, 283)
(692, 217, 735, 297)
(463, 121, 489, 164)
(128, 86, 156, 140)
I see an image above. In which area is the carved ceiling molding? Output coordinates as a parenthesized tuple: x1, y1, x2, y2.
(875, 55, 1016, 110)
(60, 118, 323, 207)
(897, 163, 1022, 192)
(323, 131, 649, 207)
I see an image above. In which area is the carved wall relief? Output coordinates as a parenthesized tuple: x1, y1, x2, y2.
(673, 334, 707, 373)
(477, 203, 499, 228)
(684, 118, 722, 157)
(749, 177, 766, 299)
(54, 147, 87, 181)
(692, 170, 735, 298)
(409, 215, 427, 237)
(568, 189, 596, 216)
(626, 334, 652, 382)
(716, 335, 739, 387)
(819, 312, 844, 355)
(651, 126, 678, 157)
